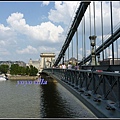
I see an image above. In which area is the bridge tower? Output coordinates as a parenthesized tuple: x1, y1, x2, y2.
(39, 53, 55, 72)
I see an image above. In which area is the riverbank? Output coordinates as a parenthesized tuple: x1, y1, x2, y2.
(8, 75, 38, 80)
(8, 74, 58, 83)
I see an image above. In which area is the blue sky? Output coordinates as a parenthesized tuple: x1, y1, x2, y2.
(0, 2, 51, 25)
(0, 1, 119, 64)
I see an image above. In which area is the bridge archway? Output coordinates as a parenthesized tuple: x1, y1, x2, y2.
(40, 53, 55, 72)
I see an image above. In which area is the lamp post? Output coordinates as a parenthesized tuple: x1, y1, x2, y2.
(89, 35, 97, 65)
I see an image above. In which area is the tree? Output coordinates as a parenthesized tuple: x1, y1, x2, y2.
(18, 66, 26, 75)
(29, 65, 38, 76)
(0, 64, 9, 74)
(25, 66, 30, 75)
(10, 64, 38, 76)
(10, 64, 19, 75)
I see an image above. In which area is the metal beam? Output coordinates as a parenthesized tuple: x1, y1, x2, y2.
(54, 1, 91, 66)
(79, 27, 120, 66)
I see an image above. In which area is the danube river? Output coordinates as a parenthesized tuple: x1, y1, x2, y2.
(0, 74, 96, 118)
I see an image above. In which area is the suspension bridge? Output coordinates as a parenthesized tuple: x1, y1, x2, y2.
(41, 1, 120, 118)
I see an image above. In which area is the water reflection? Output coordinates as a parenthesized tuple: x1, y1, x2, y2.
(40, 73, 96, 118)
(0, 74, 96, 118)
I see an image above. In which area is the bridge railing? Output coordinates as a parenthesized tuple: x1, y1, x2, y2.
(42, 68, 120, 110)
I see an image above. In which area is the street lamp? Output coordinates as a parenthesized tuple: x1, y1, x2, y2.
(89, 35, 97, 65)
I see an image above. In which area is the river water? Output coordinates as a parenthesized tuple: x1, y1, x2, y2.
(0, 74, 96, 118)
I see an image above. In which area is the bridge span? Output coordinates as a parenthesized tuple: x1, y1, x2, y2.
(41, 1, 120, 118)
(42, 67, 120, 118)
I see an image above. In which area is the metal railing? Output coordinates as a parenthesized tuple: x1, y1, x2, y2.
(43, 68, 120, 111)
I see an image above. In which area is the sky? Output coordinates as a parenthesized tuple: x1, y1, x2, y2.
(0, 1, 120, 64)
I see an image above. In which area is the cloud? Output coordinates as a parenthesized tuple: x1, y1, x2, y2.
(38, 46, 59, 55)
(0, 24, 16, 40)
(0, 1, 119, 63)
(48, 1, 80, 25)
(16, 45, 38, 54)
(6, 12, 64, 43)
(0, 24, 10, 31)
(42, 1, 50, 6)
(27, 21, 64, 42)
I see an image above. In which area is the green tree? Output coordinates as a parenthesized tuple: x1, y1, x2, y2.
(10, 64, 19, 75)
(29, 65, 38, 76)
(25, 66, 30, 75)
(18, 66, 26, 75)
(10, 64, 38, 76)
(0, 64, 9, 74)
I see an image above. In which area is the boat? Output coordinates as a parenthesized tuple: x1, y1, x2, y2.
(0, 74, 8, 81)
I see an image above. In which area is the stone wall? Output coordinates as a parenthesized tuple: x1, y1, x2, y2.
(8, 75, 38, 80)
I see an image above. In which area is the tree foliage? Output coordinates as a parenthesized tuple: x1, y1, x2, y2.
(0, 64, 38, 76)
(0, 64, 9, 74)
(29, 65, 38, 76)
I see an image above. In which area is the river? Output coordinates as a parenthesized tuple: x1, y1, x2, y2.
(0, 74, 96, 118)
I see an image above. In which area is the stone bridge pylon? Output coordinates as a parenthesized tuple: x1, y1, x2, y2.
(39, 53, 55, 73)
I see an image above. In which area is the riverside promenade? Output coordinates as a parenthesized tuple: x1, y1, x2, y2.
(8, 75, 38, 80)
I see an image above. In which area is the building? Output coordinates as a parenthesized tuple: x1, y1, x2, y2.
(0, 61, 26, 67)
(27, 58, 41, 70)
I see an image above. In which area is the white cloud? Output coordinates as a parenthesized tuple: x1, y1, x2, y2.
(16, 45, 38, 54)
(0, 24, 16, 39)
(48, 1, 80, 25)
(0, 48, 10, 55)
(0, 24, 17, 47)
(42, 1, 50, 6)
(0, 1, 119, 63)
(6, 12, 64, 43)
(0, 40, 6, 46)
(27, 21, 64, 42)
(38, 46, 58, 53)
(0, 24, 10, 31)
(7, 12, 26, 32)
(38, 45, 60, 58)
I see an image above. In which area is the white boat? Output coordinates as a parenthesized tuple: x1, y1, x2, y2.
(0, 75, 8, 81)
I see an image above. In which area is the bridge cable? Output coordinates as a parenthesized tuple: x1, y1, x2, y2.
(93, 1, 97, 65)
(75, 4, 79, 64)
(117, 1, 120, 59)
(59, 2, 80, 65)
(72, 38, 73, 64)
(65, 51, 66, 63)
(64, 2, 80, 46)
(104, 3, 107, 59)
(108, 2, 111, 60)
(89, 3, 91, 54)
(82, 20, 84, 64)
(68, 46, 69, 62)
(76, 28, 78, 64)
(116, 40, 118, 59)
(110, 1, 114, 65)
(101, 1, 104, 61)
(83, 5, 86, 65)
(68, 2, 80, 65)
(116, 1, 120, 59)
